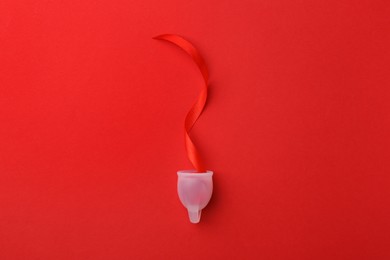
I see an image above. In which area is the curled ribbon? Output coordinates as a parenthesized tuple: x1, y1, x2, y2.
(153, 34, 209, 173)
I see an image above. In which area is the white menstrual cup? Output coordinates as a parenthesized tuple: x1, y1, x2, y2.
(177, 170, 213, 223)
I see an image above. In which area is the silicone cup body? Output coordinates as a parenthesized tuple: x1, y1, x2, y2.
(177, 170, 213, 223)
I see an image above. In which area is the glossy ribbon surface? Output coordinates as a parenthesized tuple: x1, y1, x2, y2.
(154, 34, 209, 172)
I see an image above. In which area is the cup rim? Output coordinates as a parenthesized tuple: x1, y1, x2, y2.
(177, 170, 213, 176)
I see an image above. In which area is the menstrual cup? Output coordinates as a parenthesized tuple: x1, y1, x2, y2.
(177, 170, 213, 223)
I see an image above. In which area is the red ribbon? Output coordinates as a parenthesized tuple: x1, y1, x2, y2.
(154, 34, 209, 173)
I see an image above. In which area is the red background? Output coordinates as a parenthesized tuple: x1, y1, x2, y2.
(1, 0, 389, 259)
